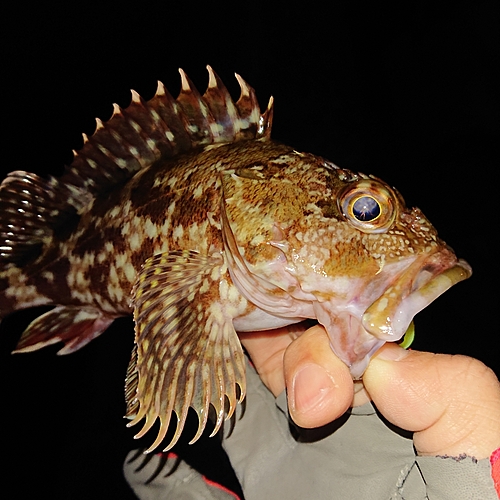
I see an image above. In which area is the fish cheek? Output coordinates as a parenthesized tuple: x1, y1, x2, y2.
(223, 175, 309, 247)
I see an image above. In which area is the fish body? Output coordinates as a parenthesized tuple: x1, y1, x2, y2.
(0, 67, 471, 451)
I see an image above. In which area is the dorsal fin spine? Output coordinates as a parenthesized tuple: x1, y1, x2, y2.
(73, 68, 272, 196)
(0, 68, 273, 265)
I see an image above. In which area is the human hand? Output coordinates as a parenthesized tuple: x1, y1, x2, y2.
(239, 324, 500, 460)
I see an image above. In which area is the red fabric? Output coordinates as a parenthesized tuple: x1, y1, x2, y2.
(491, 447, 500, 498)
(157, 451, 178, 459)
(157, 452, 240, 498)
(202, 476, 241, 500)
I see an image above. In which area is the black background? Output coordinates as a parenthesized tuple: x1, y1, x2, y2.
(1, 1, 498, 498)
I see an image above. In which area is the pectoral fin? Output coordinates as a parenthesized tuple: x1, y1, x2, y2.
(126, 250, 246, 453)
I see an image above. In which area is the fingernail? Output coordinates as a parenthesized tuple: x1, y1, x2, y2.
(376, 345, 410, 361)
(291, 364, 335, 414)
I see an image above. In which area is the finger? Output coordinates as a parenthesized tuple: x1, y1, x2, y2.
(284, 325, 353, 429)
(364, 344, 500, 459)
(239, 323, 308, 396)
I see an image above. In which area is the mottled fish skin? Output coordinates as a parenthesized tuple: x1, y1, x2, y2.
(0, 67, 471, 452)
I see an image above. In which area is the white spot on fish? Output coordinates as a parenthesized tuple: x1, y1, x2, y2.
(109, 265, 119, 284)
(122, 200, 131, 214)
(115, 286, 124, 302)
(75, 270, 87, 287)
(129, 232, 142, 251)
(228, 284, 240, 303)
(42, 271, 54, 283)
(124, 262, 136, 283)
(208, 301, 224, 325)
(193, 184, 204, 199)
(87, 158, 98, 169)
(109, 205, 121, 218)
(73, 310, 98, 322)
(131, 216, 141, 228)
(97, 251, 107, 264)
(199, 278, 210, 294)
(376, 297, 388, 313)
(250, 234, 265, 245)
(145, 218, 158, 239)
(172, 224, 184, 241)
(115, 253, 127, 268)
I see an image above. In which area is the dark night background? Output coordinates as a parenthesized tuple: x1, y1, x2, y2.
(1, 1, 498, 498)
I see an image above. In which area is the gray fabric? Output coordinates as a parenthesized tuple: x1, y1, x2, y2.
(416, 455, 497, 500)
(124, 452, 238, 500)
(125, 359, 497, 499)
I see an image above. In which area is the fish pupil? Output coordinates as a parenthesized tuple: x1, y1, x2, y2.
(352, 196, 381, 222)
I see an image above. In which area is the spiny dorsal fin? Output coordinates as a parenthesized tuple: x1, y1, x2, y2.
(61, 65, 274, 194)
(0, 67, 273, 265)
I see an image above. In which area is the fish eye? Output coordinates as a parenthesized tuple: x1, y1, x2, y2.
(339, 179, 397, 233)
(352, 196, 381, 222)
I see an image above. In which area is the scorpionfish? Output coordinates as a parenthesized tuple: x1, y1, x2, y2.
(0, 67, 471, 452)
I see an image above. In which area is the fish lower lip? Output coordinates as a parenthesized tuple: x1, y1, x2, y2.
(362, 258, 472, 341)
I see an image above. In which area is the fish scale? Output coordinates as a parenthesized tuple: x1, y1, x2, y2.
(0, 66, 471, 452)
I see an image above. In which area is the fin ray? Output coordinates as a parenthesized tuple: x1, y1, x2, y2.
(13, 306, 115, 355)
(126, 250, 246, 452)
(0, 172, 91, 264)
(60, 66, 273, 197)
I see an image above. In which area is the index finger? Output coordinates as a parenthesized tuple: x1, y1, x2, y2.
(283, 325, 355, 428)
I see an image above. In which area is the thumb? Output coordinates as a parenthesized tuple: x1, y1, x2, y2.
(363, 344, 500, 460)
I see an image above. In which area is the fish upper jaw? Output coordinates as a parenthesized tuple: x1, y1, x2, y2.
(362, 251, 472, 341)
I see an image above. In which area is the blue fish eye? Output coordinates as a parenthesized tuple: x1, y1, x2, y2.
(339, 180, 396, 233)
(352, 196, 381, 222)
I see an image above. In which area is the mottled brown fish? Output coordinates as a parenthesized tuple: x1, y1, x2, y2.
(0, 66, 471, 452)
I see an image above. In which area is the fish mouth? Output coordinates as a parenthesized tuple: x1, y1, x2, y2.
(315, 249, 471, 379)
(362, 251, 472, 341)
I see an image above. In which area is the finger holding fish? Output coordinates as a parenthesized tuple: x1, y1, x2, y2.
(251, 323, 500, 461)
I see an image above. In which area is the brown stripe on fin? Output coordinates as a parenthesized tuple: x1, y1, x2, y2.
(0, 172, 91, 265)
(13, 306, 115, 355)
(59, 66, 274, 196)
(127, 250, 246, 453)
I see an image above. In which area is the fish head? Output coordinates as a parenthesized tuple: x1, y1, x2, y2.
(222, 147, 471, 378)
